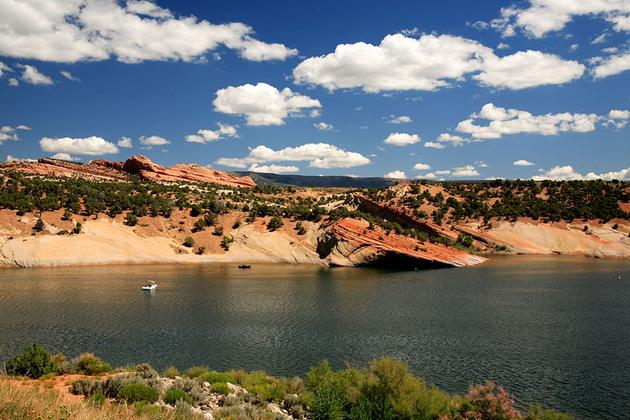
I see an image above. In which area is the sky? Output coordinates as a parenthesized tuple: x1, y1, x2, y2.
(1, 0, 629, 181)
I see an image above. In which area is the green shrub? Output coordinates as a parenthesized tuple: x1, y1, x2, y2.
(185, 365, 208, 378)
(232, 219, 241, 229)
(124, 213, 138, 226)
(200, 371, 235, 384)
(87, 392, 106, 406)
(72, 222, 82, 234)
(192, 218, 206, 232)
(51, 352, 73, 374)
(212, 382, 230, 395)
(267, 216, 283, 231)
(33, 218, 45, 232)
(74, 352, 112, 375)
(117, 383, 159, 404)
(164, 388, 192, 406)
(5, 344, 55, 378)
(183, 236, 194, 248)
(213, 226, 224, 236)
(162, 366, 180, 379)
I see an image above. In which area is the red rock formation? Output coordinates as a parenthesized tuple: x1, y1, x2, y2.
(122, 155, 256, 188)
(320, 218, 487, 268)
(0, 155, 256, 188)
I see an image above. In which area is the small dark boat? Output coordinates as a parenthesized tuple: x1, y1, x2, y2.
(238, 264, 252, 269)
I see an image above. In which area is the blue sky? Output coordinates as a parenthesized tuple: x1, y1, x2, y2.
(0, 0, 629, 180)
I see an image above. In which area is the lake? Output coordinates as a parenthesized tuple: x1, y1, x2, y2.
(1, 256, 629, 419)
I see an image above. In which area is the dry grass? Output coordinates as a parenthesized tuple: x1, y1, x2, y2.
(0, 377, 178, 420)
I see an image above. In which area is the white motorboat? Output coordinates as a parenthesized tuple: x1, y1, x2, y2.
(141, 281, 157, 291)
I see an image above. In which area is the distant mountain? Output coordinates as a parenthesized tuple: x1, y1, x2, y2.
(235, 171, 397, 188)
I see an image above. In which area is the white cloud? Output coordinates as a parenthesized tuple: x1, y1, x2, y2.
(0, 0, 297, 63)
(423, 141, 445, 149)
(455, 103, 620, 140)
(452, 165, 480, 177)
(248, 163, 299, 173)
(213, 83, 321, 126)
(216, 142, 370, 169)
(8, 78, 18, 87)
(40, 136, 119, 155)
(514, 159, 535, 166)
(0, 61, 11, 77)
(19, 64, 53, 85)
(413, 163, 431, 170)
(487, 1, 630, 38)
(435, 170, 451, 175)
(533, 165, 630, 181)
(605, 109, 630, 128)
(117, 136, 133, 148)
(474, 50, 584, 89)
(139, 135, 170, 149)
(313, 122, 334, 131)
(6, 154, 36, 162)
(384, 132, 420, 146)
(384, 170, 407, 179)
(293, 33, 584, 92)
(185, 123, 239, 143)
(569, 43, 579, 52)
(388, 115, 412, 124)
(60, 70, 79, 81)
(0, 124, 30, 143)
(436, 133, 468, 146)
(497, 42, 509, 50)
(592, 51, 630, 79)
(592, 33, 609, 45)
(417, 172, 436, 179)
(50, 152, 79, 161)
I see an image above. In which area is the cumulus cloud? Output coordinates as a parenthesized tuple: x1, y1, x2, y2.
(50, 152, 79, 161)
(19, 64, 53, 85)
(0, 61, 11, 77)
(248, 163, 299, 173)
(592, 51, 630, 79)
(384, 132, 420, 146)
(388, 115, 412, 124)
(213, 83, 321, 126)
(452, 165, 480, 177)
(384, 170, 407, 179)
(293, 33, 583, 92)
(139, 135, 169, 149)
(60, 70, 79, 81)
(455, 103, 626, 140)
(185, 123, 239, 143)
(216, 142, 370, 169)
(436, 133, 468, 146)
(474, 50, 584, 89)
(6, 154, 36, 162)
(513, 159, 535, 166)
(533, 165, 630, 181)
(0, 0, 297, 63)
(606, 109, 630, 128)
(485, 1, 630, 38)
(8, 78, 18, 87)
(423, 141, 445, 149)
(313, 122, 334, 131)
(117, 136, 133, 148)
(40, 136, 119, 155)
(413, 163, 431, 170)
(0, 124, 30, 143)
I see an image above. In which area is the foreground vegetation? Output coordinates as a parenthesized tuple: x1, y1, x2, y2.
(1, 344, 571, 419)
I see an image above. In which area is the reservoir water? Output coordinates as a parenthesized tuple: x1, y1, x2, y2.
(0, 256, 629, 419)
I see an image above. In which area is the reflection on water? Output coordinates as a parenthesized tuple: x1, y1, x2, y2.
(0, 256, 629, 419)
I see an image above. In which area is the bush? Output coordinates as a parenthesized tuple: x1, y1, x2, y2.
(183, 236, 194, 247)
(51, 353, 73, 374)
(5, 344, 55, 378)
(72, 222, 82, 234)
(192, 218, 206, 232)
(117, 383, 159, 404)
(162, 366, 180, 379)
(185, 366, 208, 378)
(74, 352, 112, 375)
(87, 392, 106, 406)
(33, 218, 45, 232)
(124, 213, 138, 226)
(213, 226, 224, 236)
(295, 221, 306, 235)
(221, 235, 233, 251)
(232, 219, 241, 229)
(212, 382, 230, 395)
(164, 388, 192, 406)
(267, 216, 283, 231)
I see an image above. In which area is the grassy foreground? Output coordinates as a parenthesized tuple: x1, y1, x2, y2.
(1, 344, 572, 420)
